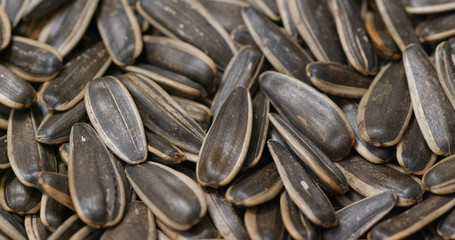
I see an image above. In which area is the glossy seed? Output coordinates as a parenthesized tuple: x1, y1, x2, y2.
(405, 0, 455, 14)
(357, 61, 412, 146)
(25, 214, 50, 240)
(335, 155, 424, 207)
(226, 162, 283, 207)
(100, 201, 157, 240)
(364, 11, 400, 60)
(172, 96, 212, 132)
(260, 71, 354, 160)
(322, 191, 396, 240)
(145, 130, 186, 165)
(85, 75, 147, 164)
(0, 64, 36, 109)
(404, 44, 455, 155)
(156, 214, 219, 240)
(415, 13, 455, 42)
(2, 0, 29, 27)
(245, 199, 287, 240)
(198, 0, 249, 33)
(97, 0, 142, 66)
(423, 155, 455, 194)
(37, 171, 74, 210)
(47, 215, 85, 240)
(22, 0, 72, 21)
(243, 7, 313, 84)
(280, 192, 319, 240)
(0, 170, 41, 214)
(436, 38, 455, 111)
(268, 139, 338, 228)
(306, 62, 372, 99)
(125, 161, 207, 231)
(39, 194, 72, 232)
(197, 87, 252, 188)
(69, 123, 126, 228)
(0, 194, 28, 240)
(39, 42, 111, 111)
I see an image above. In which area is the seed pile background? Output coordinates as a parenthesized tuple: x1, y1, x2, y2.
(0, 0, 454, 239)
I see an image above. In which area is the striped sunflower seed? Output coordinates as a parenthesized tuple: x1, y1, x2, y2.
(156, 214, 219, 240)
(230, 24, 257, 48)
(415, 13, 455, 42)
(58, 143, 69, 166)
(0, 170, 41, 215)
(280, 192, 319, 240)
(37, 171, 73, 211)
(22, 0, 72, 21)
(364, 10, 401, 60)
(0, 194, 28, 240)
(0, 64, 36, 109)
(423, 155, 455, 194)
(0, 104, 9, 129)
(438, 207, 455, 239)
(0, 5, 10, 51)
(172, 96, 212, 132)
(276, 0, 299, 39)
(436, 38, 455, 110)
(0, 135, 9, 169)
(198, 0, 249, 33)
(250, 0, 280, 21)
(145, 130, 186, 165)
(2, 0, 29, 27)
(46, 214, 85, 240)
(39, 194, 72, 232)
(25, 214, 50, 240)
(333, 188, 365, 208)
(245, 199, 287, 240)
(405, 0, 455, 14)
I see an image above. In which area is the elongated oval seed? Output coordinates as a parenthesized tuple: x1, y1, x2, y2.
(364, 11, 400, 60)
(145, 130, 186, 165)
(230, 24, 257, 48)
(243, 7, 313, 84)
(322, 191, 396, 240)
(37, 171, 73, 210)
(226, 162, 283, 207)
(268, 139, 338, 228)
(69, 123, 126, 228)
(198, 0, 249, 33)
(39, 42, 111, 111)
(0, 104, 9, 130)
(197, 87, 252, 188)
(404, 44, 455, 155)
(137, 0, 236, 69)
(335, 155, 424, 207)
(97, 0, 142, 66)
(423, 155, 455, 194)
(333, 188, 365, 208)
(25, 214, 50, 240)
(250, 0, 280, 21)
(125, 162, 207, 231)
(436, 38, 455, 111)
(40, 194, 72, 232)
(156, 214, 219, 240)
(0, 195, 27, 240)
(357, 60, 412, 147)
(277, 0, 299, 39)
(438, 207, 455, 239)
(172, 96, 212, 132)
(0, 5, 10, 51)
(0, 170, 41, 215)
(369, 194, 455, 240)
(47, 214, 85, 240)
(85, 75, 147, 164)
(0, 64, 36, 109)
(415, 13, 455, 42)
(2, 0, 29, 27)
(22, 0, 72, 21)
(245, 200, 287, 240)
(280, 192, 319, 240)
(405, 0, 455, 14)
(260, 71, 354, 160)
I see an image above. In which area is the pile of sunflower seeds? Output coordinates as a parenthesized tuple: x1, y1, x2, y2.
(1, 0, 455, 239)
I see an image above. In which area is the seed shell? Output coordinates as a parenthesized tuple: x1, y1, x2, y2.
(2, 0, 29, 27)
(415, 13, 455, 42)
(37, 171, 73, 211)
(0, 193, 28, 240)
(0, 170, 41, 215)
(145, 130, 186, 165)
(156, 214, 219, 240)
(276, 0, 299, 39)
(172, 96, 212, 132)
(333, 188, 365, 208)
(47, 214, 85, 240)
(438, 207, 455, 239)
(423, 155, 455, 194)
(0, 135, 9, 169)
(39, 194, 72, 232)
(0, 5, 10, 51)
(22, 0, 72, 21)
(280, 192, 319, 240)
(250, 0, 280, 21)
(364, 11, 400, 60)
(230, 24, 257, 48)
(245, 199, 287, 240)
(0, 64, 36, 109)
(198, 0, 249, 33)
(436, 38, 455, 111)
(405, 0, 455, 14)
(25, 214, 50, 240)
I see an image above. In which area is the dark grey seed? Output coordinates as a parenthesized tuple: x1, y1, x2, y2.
(0, 195, 27, 240)
(438, 207, 455, 239)
(280, 192, 319, 240)
(269, 113, 349, 194)
(0, 64, 36, 109)
(423, 155, 455, 194)
(13, 17, 47, 40)
(243, 7, 313, 84)
(2, 0, 28, 27)
(4, 36, 63, 82)
(198, 0, 249, 32)
(277, 0, 300, 39)
(137, 0, 236, 69)
(211, 45, 264, 117)
(58, 143, 69, 166)
(245, 199, 287, 240)
(112, 158, 134, 204)
(39, 194, 72, 232)
(0, 170, 41, 215)
(268, 139, 338, 228)
(119, 72, 205, 153)
(405, 0, 455, 14)
(335, 98, 395, 164)
(39, 42, 111, 111)
(142, 35, 217, 93)
(364, 11, 401, 60)
(226, 162, 283, 207)
(8, 107, 57, 188)
(289, 0, 346, 63)
(157, 214, 219, 240)
(37, 0, 99, 57)
(197, 87, 252, 188)
(375, 0, 421, 51)
(251, 0, 280, 21)
(70, 226, 103, 240)
(368, 194, 455, 240)
(68, 123, 126, 228)
(260, 71, 354, 160)
(333, 188, 365, 208)
(306, 62, 372, 99)
(25, 214, 51, 240)
(204, 188, 249, 240)
(323, 191, 396, 240)
(0, 6, 10, 51)
(125, 161, 207, 231)
(145, 130, 186, 165)
(357, 60, 412, 146)
(436, 38, 455, 111)
(100, 201, 157, 240)
(22, 0, 72, 21)
(0, 135, 9, 169)
(0, 103, 10, 129)
(85, 76, 147, 164)
(335, 155, 424, 207)
(415, 13, 455, 42)
(97, 0, 142, 66)
(36, 100, 87, 145)
(124, 64, 208, 99)
(404, 44, 455, 155)
(230, 24, 257, 48)
(172, 96, 212, 132)
(47, 214, 85, 240)
(397, 117, 437, 175)
(330, 0, 377, 75)
(37, 171, 73, 211)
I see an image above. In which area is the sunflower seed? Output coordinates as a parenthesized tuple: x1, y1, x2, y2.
(0, 5, 10, 51)
(25, 214, 50, 240)
(230, 24, 257, 48)
(306, 62, 372, 99)
(0, 135, 8, 169)
(335, 155, 424, 207)
(322, 191, 396, 240)
(85, 75, 147, 164)
(156, 214, 219, 240)
(97, 0, 142, 66)
(404, 44, 455, 156)
(4, 36, 63, 82)
(0, 170, 41, 214)
(405, 0, 455, 14)
(261, 71, 354, 160)
(70, 226, 103, 240)
(137, 0, 236, 69)
(37, 171, 73, 211)
(125, 161, 207, 231)
(415, 13, 455, 42)
(333, 188, 365, 208)
(0, 104, 9, 129)
(2, 0, 29, 27)
(436, 38, 455, 110)
(68, 123, 126, 228)
(172, 96, 212, 132)
(197, 87, 252, 188)
(37, 0, 99, 57)
(226, 162, 283, 207)
(437, 207, 455, 239)
(39, 194, 72, 232)
(0, 64, 36, 109)
(47, 214, 85, 240)
(145, 130, 186, 165)
(280, 192, 319, 240)
(197, 0, 250, 33)
(22, 0, 72, 21)
(0, 196, 27, 240)
(276, 0, 300, 40)
(58, 143, 69, 166)
(245, 199, 287, 240)
(364, 11, 401, 60)
(357, 60, 412, 146)
(423, 155, 455, 194)
(250, 0, 280, 21)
